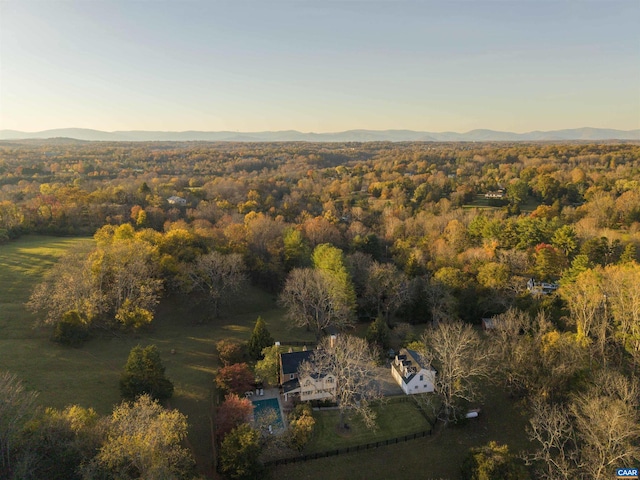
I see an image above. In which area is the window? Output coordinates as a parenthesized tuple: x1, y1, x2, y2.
(290, 374, 294, 380)
(420, 375, 423, 381)
(415, 385, 419, 389)
(327, 377, 334, 383)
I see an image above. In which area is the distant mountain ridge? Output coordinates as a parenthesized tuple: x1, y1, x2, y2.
(1, 127, 638, 142)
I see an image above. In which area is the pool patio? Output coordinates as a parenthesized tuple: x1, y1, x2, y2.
(252, 388, 286, 433)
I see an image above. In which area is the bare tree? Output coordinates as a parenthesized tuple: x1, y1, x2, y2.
(299, 335, 381, 430)
(28, 240, 163, 328)
(27, 248, 102, 325)
(279, 268, 354, 337)
(185, 251, 246, 318)
(0, 372, 38, 475)
(571, 370, 640, 479)
(96, 240, 163, 316)
(364, 261, 409, 323)
(421, 320, 493, 423)
(489, 308, 534, 396)
(527, 400, 578, 480)
(423, 276, 458, 325)
(527, 370, 640, 480)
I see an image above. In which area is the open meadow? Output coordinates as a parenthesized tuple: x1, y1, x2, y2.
(0, 235, 315, 476)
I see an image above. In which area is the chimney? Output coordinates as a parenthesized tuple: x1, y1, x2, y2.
(330, 334, 337, 349)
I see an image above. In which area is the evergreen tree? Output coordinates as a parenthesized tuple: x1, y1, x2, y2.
(119, 345, 173, 402)
(247, 316, 273, 360)
(620, 242, 637, 264)
(366, 316, 390, 350)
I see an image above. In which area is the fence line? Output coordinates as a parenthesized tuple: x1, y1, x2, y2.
(279, 340, 317, 347)
(264, 428, 432, 467)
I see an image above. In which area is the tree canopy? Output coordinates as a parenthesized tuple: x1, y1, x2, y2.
(119, 345, 174, 402)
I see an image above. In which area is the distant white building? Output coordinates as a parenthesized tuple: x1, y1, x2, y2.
(391, 348, 436, 395)
(167, 196, 187, 206)
(527, 278, 559, 295)
(484, 190, 505, 199)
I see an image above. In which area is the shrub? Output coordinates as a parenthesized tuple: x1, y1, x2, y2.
(288, 403, 315, 451)
(53, 311, 90, 347)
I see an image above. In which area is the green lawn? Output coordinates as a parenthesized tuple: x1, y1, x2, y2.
(271, 386, 533, 480)
(305, 398, 432, 453)
(0, 235, 316, 477)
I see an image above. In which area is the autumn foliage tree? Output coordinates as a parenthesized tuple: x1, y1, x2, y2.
(215, 394, 253, 442)
(216, 339, 246, 366)
(219, 423, 263, 480)
(215, 363, 254, 395)
(88, 395, 195, 480)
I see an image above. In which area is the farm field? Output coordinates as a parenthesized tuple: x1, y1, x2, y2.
(0, 235, 315, 476)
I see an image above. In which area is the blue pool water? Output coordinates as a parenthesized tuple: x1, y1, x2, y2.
(252, 397, 283, 429)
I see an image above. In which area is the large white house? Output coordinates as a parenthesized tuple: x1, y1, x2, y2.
(391, 348, 436, 395)
(279, 349, 336, 402)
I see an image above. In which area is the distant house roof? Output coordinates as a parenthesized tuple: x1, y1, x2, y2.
(167, 195, 186, 204)
(484, 190, 505, 199)
(280, 350, 315, 376)
(527, 278, 559, 295)
(323, 325, 339, 336)
(481, 318, 495, 330)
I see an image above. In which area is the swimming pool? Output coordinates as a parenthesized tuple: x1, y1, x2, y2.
(252, 397, 284, 429)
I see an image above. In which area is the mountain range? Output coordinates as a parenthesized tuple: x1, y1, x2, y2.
(1, 127, 638, 142)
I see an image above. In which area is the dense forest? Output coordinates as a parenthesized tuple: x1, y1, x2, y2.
(1, 139, 639, 479)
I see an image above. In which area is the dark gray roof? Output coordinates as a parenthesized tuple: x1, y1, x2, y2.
(282, 379, 300, 394)
(281, 350, 315, 375)
(405, 348, 430, 370)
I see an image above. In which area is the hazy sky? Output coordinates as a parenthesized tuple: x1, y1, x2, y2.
(1, 0, 639, 133)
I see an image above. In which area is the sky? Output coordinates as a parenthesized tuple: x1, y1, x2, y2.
(1, 0, 639, 133)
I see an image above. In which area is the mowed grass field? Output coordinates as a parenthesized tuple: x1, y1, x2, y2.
(0, 235, 315, 476)
(272, 385, 532, 480)
(305, 397, 432, 453)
